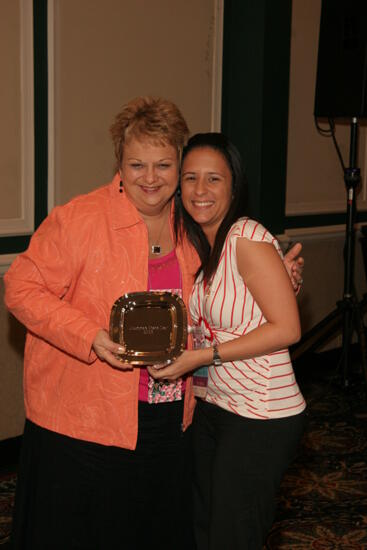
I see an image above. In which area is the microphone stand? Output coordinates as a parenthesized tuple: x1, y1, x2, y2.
(340, 118, 365, 387)
(291, 117, 367, 391)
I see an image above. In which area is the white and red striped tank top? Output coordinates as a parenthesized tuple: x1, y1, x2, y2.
(189, 218, 306, 420)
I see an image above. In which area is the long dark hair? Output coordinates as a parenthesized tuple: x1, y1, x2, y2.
(174, 132, 249, 282)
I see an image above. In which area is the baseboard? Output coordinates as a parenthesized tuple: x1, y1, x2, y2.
(0, 435, 22, 468)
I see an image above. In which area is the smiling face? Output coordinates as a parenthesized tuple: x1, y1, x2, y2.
(181, 147, 233, 245)
(119, 137, 179, 217)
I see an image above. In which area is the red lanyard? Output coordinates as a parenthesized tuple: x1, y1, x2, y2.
(198, 315, 215, 343)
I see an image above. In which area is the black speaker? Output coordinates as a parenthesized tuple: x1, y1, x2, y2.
(314, 0, 367, 118)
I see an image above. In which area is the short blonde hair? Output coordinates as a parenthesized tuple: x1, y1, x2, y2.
(110, 96, 190, 170)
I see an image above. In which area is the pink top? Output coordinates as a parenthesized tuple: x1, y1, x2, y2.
(138, 249, 184, 401)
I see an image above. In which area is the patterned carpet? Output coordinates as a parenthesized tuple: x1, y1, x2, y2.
(1, 352, 367, 549)
(266, 352, 367, 549)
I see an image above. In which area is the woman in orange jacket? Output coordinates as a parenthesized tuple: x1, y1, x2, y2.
(4, 97, 303, 549)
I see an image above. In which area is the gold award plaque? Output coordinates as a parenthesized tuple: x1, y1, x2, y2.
(109, 291, 188, 365)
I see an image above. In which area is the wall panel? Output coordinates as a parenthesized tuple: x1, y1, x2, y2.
(53, 0, 222, 204)
(0, 0, 34, 238)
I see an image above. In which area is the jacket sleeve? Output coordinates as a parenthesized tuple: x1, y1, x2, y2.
(4, 206, 101, 364)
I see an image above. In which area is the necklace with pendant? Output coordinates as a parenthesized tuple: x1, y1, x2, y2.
(150, 213, 168, 255)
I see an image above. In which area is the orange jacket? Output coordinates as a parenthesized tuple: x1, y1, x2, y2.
(4, 174, 200, 449)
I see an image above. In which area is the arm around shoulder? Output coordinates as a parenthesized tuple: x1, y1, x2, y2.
(150, 236, 302, 378)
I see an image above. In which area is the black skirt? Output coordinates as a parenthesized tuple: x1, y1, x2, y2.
(11, 401, 194, 550)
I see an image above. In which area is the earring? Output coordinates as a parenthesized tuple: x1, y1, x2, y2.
(176, 186, 181, 197)
(119, 180, 123, 193)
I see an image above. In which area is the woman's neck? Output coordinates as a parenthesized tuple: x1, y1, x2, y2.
(139, 202, 171, 225)
(202, 227, 216, 249)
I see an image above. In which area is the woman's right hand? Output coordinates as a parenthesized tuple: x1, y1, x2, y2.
(92, 329, 132, 370)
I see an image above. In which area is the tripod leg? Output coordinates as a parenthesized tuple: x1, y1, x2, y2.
(340, 119, 360, 388)
(354, 305, 367, 390)
(342, 305, 354, 387)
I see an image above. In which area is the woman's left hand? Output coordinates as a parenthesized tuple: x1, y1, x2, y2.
(147, 350, 200, 382)
(283, 242, 304, 294)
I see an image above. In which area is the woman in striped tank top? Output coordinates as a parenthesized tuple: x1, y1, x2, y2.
(149, 133, 306, 550)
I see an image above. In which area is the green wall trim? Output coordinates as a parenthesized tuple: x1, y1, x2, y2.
(221, 0, 292, 234)
(285, 210, 367, 230)
(33, 0, 48, 230)
(0, 0, 48, 256)
(0, 236, 31, 255)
